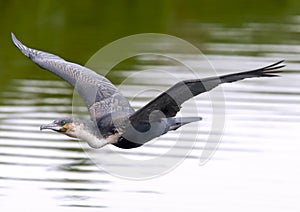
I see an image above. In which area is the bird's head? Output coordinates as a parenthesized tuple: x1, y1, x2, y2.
(40, 118, 77, 138)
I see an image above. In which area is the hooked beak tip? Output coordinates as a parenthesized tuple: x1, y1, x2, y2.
(40, 124, 50, 131)
(40, 122, 63, 132)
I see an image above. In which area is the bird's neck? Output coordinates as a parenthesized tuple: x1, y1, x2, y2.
(74, 119, 120, 149)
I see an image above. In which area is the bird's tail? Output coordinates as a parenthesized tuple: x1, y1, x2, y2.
(168, 117, 202, 131)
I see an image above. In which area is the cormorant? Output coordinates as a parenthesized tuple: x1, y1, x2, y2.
(11, 33, 285, 149)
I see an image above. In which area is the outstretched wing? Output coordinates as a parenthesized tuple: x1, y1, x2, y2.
(11, 33, 134, 122)
(129, 60, 285, 126)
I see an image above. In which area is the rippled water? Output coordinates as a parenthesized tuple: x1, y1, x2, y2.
(1, 19, 300, 211)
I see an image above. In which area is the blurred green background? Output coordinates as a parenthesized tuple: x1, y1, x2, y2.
(0, 0, 299, 81)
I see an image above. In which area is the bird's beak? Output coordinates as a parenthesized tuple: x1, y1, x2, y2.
(40, 122, 62, 132)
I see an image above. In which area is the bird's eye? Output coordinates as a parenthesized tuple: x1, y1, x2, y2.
(112, 128, 118, 134)
(60, 120, 66, 126)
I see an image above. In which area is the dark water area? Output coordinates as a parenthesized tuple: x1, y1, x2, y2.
(0, 1, 299, 211)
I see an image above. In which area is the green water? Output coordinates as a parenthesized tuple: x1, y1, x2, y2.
(0, 0, 299, 79)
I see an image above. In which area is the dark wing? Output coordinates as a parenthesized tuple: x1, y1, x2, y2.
(11, 33, 134, 122)
(129, 60, 285, 126)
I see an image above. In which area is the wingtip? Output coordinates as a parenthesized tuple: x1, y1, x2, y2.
(11, 32, 30, 57)
(275, 59, 285, 64)
(262, 60, 286, 77)
(263, 60, 285, 74)
(275, 60, 285, 68)
(11, 32, 19, 46)
(264, 60, 285, 69)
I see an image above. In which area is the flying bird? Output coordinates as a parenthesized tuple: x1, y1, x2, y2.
(11, 33, 285, 149)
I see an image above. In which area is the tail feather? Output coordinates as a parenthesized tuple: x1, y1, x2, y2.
(169, 117, 202, 131)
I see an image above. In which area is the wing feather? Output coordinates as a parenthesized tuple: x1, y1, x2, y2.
(11, 33, 134, 122)
(129, 60, 285, 126)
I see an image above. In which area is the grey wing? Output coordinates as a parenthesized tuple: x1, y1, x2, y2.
(11, 33, 134, 121)
(129, 60, 285, 128)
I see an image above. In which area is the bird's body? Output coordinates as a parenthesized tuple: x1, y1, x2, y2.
(11, 33, 285, 149)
